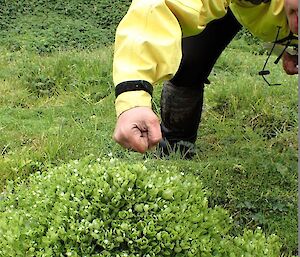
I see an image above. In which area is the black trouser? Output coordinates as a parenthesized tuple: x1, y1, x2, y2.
(160, 9, 242, 145)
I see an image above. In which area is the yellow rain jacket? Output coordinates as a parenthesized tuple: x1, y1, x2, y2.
(113, 0, 293, 117)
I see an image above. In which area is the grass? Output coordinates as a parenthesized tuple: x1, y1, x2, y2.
(0, 47, 117, 187)
(197, 44, 298, 255)
(0, 38, 298, 256)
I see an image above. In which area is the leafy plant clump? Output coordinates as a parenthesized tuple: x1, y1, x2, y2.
(0, 158, 281, 256)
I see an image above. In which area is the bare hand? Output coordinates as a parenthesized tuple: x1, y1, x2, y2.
(282, 51, 298, 75)
(113, 107, 162, 153)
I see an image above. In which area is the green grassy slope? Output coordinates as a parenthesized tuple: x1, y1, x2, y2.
(0, 43, 297, 255)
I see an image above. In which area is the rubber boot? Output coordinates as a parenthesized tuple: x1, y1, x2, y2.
(158, 80, 204, 159)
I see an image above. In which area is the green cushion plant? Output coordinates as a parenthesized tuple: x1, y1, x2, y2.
(0, 158, 281, 256)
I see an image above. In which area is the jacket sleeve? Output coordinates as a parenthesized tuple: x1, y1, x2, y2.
(113, 0, 229, 117)
(229, 0, 291, 42)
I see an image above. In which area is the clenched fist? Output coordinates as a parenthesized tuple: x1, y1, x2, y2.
(113, 107, 162, 153)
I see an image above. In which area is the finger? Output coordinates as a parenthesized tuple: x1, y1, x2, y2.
(282, 53, 298, 75)
(285, 63, 298, 75)
(113, 133, 129, 151)
(113, 119, 150, 153)
(146, 119, 162, 149)
(128, 127, 149, 153)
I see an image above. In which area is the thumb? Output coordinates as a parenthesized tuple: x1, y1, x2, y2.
(128, 126, 151, 153)
(128, 117, 162, 152)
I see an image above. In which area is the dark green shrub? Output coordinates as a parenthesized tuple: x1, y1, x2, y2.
(0, 0, 132, 52)
(234, 28, 265, 54)
(0, 158, 281, 256)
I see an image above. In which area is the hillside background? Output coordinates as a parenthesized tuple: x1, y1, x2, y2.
(0, 0, 131, 52)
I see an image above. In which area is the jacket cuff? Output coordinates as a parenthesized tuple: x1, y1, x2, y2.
(115, 80, 153, 98)
(115, 90, 152, 117)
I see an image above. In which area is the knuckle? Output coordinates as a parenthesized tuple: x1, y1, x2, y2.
(148, 117, 159, 126)
(113, 132, 120, 142)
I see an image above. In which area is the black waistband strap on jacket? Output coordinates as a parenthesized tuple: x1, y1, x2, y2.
(115, 80, 153, 98)
(244, 0, 271, 4)
(274, 32, 297, 44)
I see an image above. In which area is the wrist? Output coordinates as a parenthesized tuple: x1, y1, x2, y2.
(115, 90, 152, 117)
